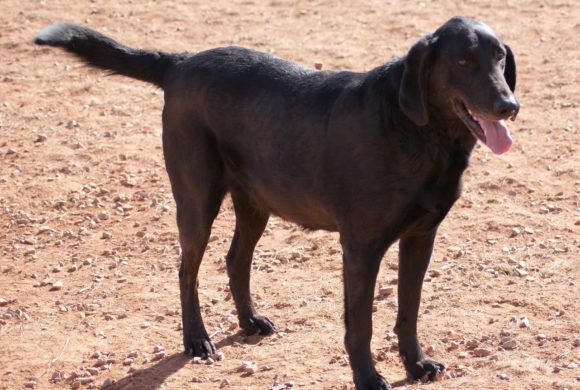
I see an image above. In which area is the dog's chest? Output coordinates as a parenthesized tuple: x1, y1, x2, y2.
(402, 160, 466, 234)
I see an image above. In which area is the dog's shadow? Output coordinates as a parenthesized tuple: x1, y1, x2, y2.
(103, 352, 189, 390)
(103, 331, 261, 389)
(103, 332, 410, 389)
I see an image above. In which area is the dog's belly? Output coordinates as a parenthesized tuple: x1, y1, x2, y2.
(238, 177, 338, 230)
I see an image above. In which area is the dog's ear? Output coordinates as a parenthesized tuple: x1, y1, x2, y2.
(504, 44, 516, 92)
(399, 35, 437, 126)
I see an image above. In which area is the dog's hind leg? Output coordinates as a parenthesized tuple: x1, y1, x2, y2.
(163, 112, 226, 358)
(226, 191, 276, 335)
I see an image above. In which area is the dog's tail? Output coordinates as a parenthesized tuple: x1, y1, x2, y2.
(34, 23, 183, 88)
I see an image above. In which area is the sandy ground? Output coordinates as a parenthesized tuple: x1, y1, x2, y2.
(1, 0, 579, 389)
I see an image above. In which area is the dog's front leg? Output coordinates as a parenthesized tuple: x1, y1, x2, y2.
(395, 229, 445, 382)
(342, 242, 391, 390)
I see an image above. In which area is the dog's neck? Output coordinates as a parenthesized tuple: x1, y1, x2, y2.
(367, 60, 477, 164)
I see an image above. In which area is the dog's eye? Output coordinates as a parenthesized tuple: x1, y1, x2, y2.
(457, 59, 468, 67)
(495, 49, 505, 61)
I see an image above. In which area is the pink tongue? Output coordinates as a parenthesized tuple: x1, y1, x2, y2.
(479, 119, 513, 154)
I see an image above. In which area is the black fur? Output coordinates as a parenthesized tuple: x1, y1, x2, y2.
(35, 16, 519, 390)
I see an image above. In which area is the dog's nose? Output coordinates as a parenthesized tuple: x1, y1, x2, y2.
(493, 98, 519, 119)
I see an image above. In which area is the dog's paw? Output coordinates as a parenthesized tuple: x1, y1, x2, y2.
(404, 356, 445, 382)
(240, 314, 276, 336)
(183, 334, 216, 358)
(354, 373, 392, 390)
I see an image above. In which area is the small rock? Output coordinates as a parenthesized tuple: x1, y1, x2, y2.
(378, 285, 394, 297)
(153, 345, 164, 353)
(429, 269, 442, 277)
(86, 367, 99, 376)
(473, 348, 493, 357)
(220, 379, 230, 388)
(314, 62, 323, 70)
(123, 358, 133, 366)
(426, 345, 436, 354)
(510, 227, 521, 237)
(50, 281, 63, 291)
(35, 134, 48, 143)
(520, 317, 531, 328)
(94, 356, 108, 367)
(98, 212, 109, 221)
(151, 351, 165, 361)
(536, 333, 547, 341)
(70, 381, 81, 389)
(101, 231, 112, 239)
(498, 373, 510, 380)
(0, 298, 8, 307)
(239, 360, 258, 375)
(51, 371, 64, 382)
(79, 377, 95, 385)
(212, 352, 225, 361)
(24, 381, 36, 388)
(102, 378, 114, 387)
(501, 338, 518, 350)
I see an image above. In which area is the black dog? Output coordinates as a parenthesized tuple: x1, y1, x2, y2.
(35, 16, 519, 389)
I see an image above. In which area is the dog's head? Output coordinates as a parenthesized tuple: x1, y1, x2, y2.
(399, 16, 519, 154)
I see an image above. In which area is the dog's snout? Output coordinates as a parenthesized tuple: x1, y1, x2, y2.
(493, 97, 519, 119)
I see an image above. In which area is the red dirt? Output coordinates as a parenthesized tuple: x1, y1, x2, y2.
(1, 0, 578, 389)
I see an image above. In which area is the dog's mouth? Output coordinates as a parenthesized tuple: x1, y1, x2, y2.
(453, 100, 513, 155)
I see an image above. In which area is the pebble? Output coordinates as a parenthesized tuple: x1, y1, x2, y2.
(153, 345, 164, 353)
(94, 356, 108, 367)
(51, 371, 64, 382)
(473, 348, 493, 357)
(151, 351, 165, 361)
(102, 378, 113, 387)
(123, 358, 133, 366)
(520, 317, 531, 328)
(498, 373, 510, 380)
(0, 298, 8, 307)
(314, 62, 323, 70)
(212, 352, 225, 361)
(220, 379, 230, 388)
(101, 231, 112, 239)
(24, 381, 36, 388)
(500, 338, 518, 350)
(378, 285, 394, 297)
(240, 360, 258, 375)
(79, 377, 95, 385)
(50, 281, 63, 291)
